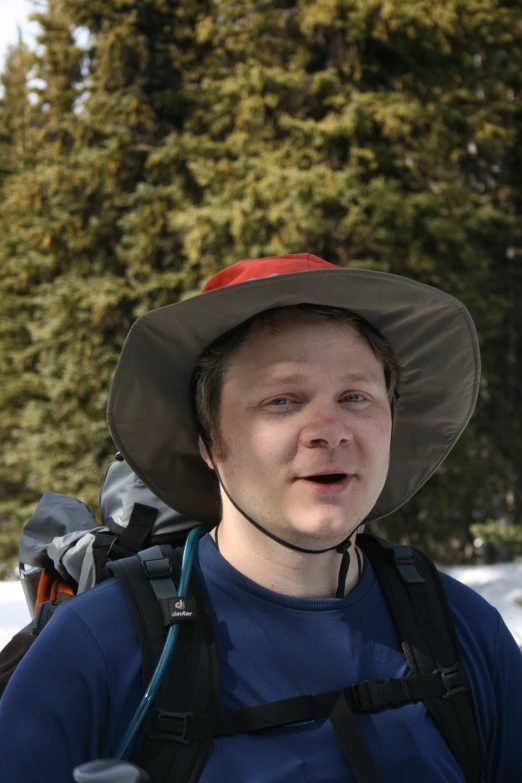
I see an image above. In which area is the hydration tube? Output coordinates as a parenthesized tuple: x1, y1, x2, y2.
(115, 524, 211, 759)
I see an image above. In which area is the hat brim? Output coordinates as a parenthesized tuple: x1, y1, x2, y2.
(107, 269, 480, 524)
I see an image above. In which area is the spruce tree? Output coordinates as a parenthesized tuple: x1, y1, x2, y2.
(0, 0, 212, 572)
(2, 0, 522, 570)
(0, 40, 39, 571)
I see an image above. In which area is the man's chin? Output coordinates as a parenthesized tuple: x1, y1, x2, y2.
(284, 516, 360, 549)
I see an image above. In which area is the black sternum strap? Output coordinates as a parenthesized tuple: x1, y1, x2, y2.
(146, 667, 465, 743)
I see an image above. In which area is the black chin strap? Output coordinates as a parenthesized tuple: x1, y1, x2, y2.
(335, 544, 352, 599)
(205, 441, 360, 597)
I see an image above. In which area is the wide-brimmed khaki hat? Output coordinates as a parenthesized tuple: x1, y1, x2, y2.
(107, 253, 480, 524)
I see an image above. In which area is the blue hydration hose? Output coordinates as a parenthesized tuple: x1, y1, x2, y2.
(115, 524, 210, 759)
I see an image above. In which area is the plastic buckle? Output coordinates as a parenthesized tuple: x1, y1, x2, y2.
(32, 600, 58, 635)
(389, 546, 425, 585)
(436, 664, 468, 699)
(150, 709, 192, 744)
(392, 545, 415, 564)
(352, 678, 397, 712)
(142, 558, 172, 579)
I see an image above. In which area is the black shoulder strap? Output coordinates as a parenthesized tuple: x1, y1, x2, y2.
(107, 536, 483, 783)
(93, 504, 159, 585)
(108, 545, 219, 783)
(358, 534, 484, 783)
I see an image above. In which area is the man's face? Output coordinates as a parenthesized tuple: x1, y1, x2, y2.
(207, 314, 392, 550)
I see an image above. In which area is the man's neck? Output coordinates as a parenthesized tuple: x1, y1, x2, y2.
(211, 515, 362, 599)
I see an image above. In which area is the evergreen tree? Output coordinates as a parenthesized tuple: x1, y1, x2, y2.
(0, 39, 39, 570)
(2, 0, 522, 572)
(0, 0, 212, 573)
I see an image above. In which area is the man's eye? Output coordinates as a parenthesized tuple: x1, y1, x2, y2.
(343, 393, 365, 403)
(269, 397, 290, 406)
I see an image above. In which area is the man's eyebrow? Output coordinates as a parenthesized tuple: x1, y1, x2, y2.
(259, 371, 384, 386)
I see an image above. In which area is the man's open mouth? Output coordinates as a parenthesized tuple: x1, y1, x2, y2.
(304, 473, 348, 485)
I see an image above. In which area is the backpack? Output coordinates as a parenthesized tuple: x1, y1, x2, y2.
(0, 455, 200, 694)
(0, 458, 484, 783)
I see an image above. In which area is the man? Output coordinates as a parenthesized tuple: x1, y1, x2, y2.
(1, 253, 521, 782)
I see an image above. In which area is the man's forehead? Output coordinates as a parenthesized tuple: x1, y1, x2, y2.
(223, 307, 387, 380)
(228, 354, 386, 387)
(259, 369, 384, 387)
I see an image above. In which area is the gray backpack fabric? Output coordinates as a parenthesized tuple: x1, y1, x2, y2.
(19, 492, 99, 596)
(18, 456, 200, 611)
(100, 459, 197, 548)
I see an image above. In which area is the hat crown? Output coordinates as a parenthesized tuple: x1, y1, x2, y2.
(202, 253, 338, 293)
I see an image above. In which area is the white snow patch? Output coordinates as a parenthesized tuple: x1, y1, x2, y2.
(442, 560, 522, 647)
(0, 581, 31, 650)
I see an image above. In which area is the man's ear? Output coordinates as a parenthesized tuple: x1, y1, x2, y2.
(198, 435, 214, 470)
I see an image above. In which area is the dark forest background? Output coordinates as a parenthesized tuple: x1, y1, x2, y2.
(2, 0, 522, 575)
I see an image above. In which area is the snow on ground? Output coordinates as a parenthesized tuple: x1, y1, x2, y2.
(442, 560, 522, 647)
(0, 581, 31, 650)
(1, 560, 522, 652)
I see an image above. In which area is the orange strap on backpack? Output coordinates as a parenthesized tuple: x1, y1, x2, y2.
(34, 569, 75, 612)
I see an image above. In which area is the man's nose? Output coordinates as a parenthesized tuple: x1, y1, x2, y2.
(300, 405, 353, 449)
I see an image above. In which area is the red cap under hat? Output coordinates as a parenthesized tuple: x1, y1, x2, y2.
(202, 253, 338, 293)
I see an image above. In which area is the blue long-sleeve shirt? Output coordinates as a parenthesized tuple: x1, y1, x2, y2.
(1, 534, 521, 781)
